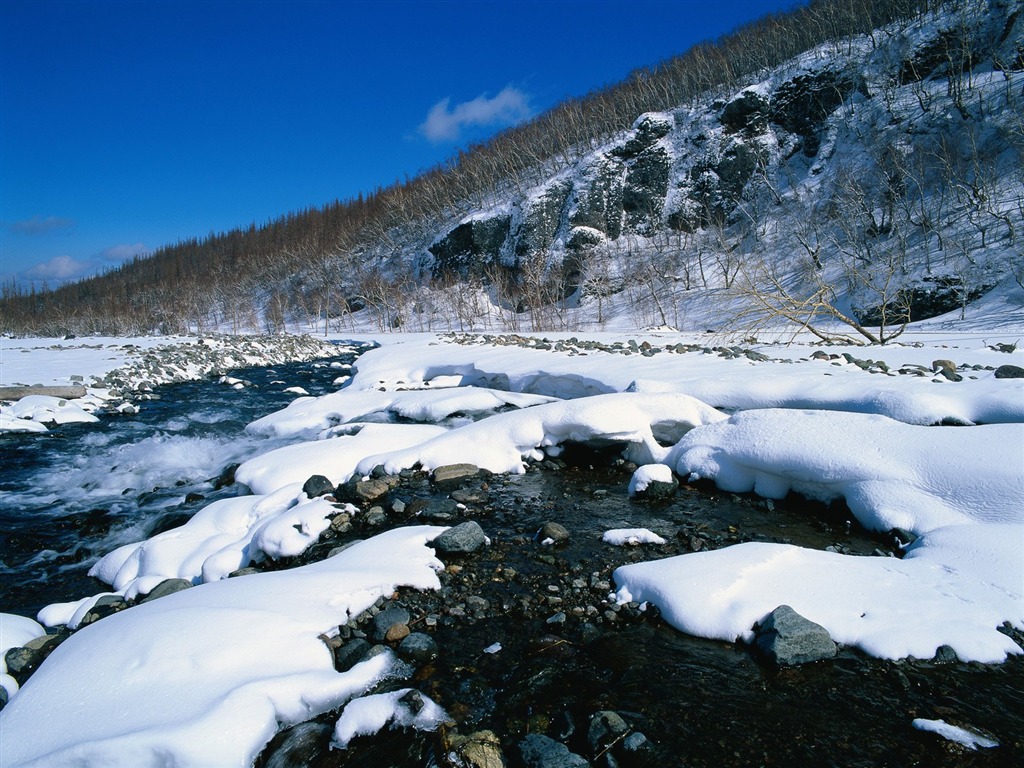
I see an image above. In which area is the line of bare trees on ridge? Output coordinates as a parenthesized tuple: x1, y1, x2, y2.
(0, 0, 985, 336)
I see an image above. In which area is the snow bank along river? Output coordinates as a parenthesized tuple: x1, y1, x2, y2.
(1, 331, 1022, 766)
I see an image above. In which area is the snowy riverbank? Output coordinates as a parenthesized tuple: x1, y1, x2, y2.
(1, 329, 1022, 765)
(0, 333, 346, 433)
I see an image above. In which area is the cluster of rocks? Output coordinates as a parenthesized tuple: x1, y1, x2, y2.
(440, 334, 1024, 385)
(805, 351, 1021, 382)
(91, 334, 350, 401)
(442, 332, 784, 364)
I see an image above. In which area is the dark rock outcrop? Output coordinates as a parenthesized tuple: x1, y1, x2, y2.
(570, 155, 625, 239)
(513, 180, 573, 259)
(769, 69, 863, 156)
(430, 216, 511, 278)
(721, 89, 770, 134)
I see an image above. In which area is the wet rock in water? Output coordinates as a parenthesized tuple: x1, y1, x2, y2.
(753, 604, 836, 666)
(333, 638, 372, 672)
(138, 578, 193, 604)
(447, 729, 508, 768)
(451, 487, 490, 504)
(432, 521, 488, 554)
(4, 647, 42, 684)
(373, 607, 412, 642)
(994, 364, 1024, 379)
(519, 733, 590, 768)
(354, 478, 391, 503)
(301, 474, 334, 498)
(538, 522, 571, 545)
(417, 499, 460, 522)
(79, 595, 128, 625)
(628, 464, 679, 500)
(260, 721, 332, 768)
(398, 632, 439, 663)
(588, 710, 631, 754)
(385, 623, 411, 643)
(433, 463, 481, 489)
(365, 506, 388, 526)
(622, 731, 650, 752)
(212, 462, 239, 489)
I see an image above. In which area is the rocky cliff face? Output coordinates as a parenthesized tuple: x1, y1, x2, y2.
(425, 58, 876, 278)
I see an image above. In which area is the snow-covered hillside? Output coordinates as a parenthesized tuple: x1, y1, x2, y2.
(332, 0, 1024, 338)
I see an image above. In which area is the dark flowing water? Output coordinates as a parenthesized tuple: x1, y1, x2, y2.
(0, 351, 362, 617)
(2, 351, 1021, 766)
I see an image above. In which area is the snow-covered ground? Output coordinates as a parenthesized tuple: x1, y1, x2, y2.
(1, 327, 1022, 766)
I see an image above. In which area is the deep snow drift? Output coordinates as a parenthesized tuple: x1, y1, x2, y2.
(1, 329, 1022, 766)
(1, 527, 447, 767)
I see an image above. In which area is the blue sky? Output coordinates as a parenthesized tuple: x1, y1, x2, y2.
(1, 0, 798, 287)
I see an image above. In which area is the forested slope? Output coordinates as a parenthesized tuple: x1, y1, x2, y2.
(2, 0, 1021, 339)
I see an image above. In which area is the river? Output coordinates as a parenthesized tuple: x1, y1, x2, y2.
(2, 348, 1020, 766)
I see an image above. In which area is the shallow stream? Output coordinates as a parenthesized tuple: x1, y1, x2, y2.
(2, 351, 1021, 766)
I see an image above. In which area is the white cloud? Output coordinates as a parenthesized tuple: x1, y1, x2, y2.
(19, 243, 146, 286)
(99, 243, 147, 262)
(419, 85, 532, 143)
(23, 254, 94, 282)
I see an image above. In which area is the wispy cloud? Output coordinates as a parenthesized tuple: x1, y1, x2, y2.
(419, 85, 533, 143)
(19, 243, 147, 286)
(99, 242, 147, 262)
(23, 255, 94, 282)
(9, 215, 75, 235)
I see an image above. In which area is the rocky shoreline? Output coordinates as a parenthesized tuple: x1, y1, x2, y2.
(8, 446, 1019, 766)
(90, 333, 350, 401)
(0, 334, 355, 430)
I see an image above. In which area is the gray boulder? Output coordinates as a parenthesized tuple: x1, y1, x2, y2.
(139, 578, 193, 604)
(333, 638, 372, 672)
(754, 604, 837, 665)
(432, 463, 481, 489)
(432, 521, 488, 555)
(538, 521, 571, 545)
(397, 632, 439, 663)
(995, 364, 1024, 379)
(301, 474, 334, 498)
(372, 607, 411, 642)
(519, 733, 590, 768)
